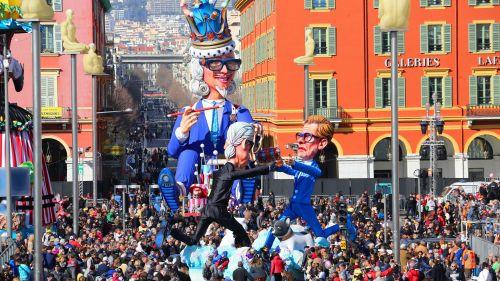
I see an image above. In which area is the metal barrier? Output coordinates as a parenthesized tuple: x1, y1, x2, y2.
(470, 235, 500, 261)
(85, 198, 109, 207)
(0, 238, 16, 265)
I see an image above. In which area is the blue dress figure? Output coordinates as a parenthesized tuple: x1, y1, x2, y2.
(167, 0, 254, 206)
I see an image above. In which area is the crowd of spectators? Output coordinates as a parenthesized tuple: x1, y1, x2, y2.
(0, 180, 498, 281)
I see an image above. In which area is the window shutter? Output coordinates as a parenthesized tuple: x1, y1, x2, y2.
(420, 24, 428, 53)
(266, 0, 270, 18)
(444, 24, 452, 53)
(421, 77, 429, 107)
(468, 0, 477, 5)
(375, 78, 383, 108)
(469, 76, 478, 106)
(305, 0, 312, 9)
(328, 0, 335, 9)
(47, 77, 56, 106)
(54, 24, 62, 53)
(374, 26, 382, 55)
(374, 0, 379, 8)
(443, 0, 451, 6)
(420, 0, 428, 7)
(41, 77, 48, 107)
(468, 24, 477, 53)
(397, 31, 405, 54)
(493, 23, 500, 52)
(443, 77, 452, 108)
(328, 27, 336, 56)
(493, 0, 500, 5)
(493, 75, 500, 105)
(329, 78, 337, 108)
(53, 0, 62, 11)
(398, 78, 406, 108)
(270, 80, 275, 109)
(308, 79, 314, 115)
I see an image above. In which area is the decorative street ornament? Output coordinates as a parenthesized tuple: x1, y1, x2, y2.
(61, 9, 89, 54)
(294, 29, 315, 65)
(83, 43, 105, 75)
(378, 0, 410, 32)
(20, 0, 54, 20)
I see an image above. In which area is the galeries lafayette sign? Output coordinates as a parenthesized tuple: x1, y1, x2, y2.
(384, 57, 440, 68)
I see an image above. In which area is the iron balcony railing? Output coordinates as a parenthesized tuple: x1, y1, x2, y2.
(307, 106, 345, 123)
(466, 104, 500, 117)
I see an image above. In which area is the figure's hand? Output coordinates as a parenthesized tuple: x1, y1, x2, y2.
(179, 107, 200, 135)
(273, 158, 283, 170)
(284, 158, 295, 166)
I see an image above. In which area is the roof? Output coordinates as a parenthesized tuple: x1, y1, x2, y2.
(100, 0, 112, 13)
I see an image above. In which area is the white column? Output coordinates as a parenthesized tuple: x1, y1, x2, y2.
(337, 155, 373, 178)
(453, 153, 468, 179)
(406, 154, 421, 178)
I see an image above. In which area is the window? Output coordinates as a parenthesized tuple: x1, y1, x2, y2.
(313, 0, 327, 9)
(41, 76, 57, 107)
(41, 24, 62, 54)
(429, 77, 443, 105)
(428, 0, 443, 5)
(46, 0, 62, 11)
(419, 0, 451, 7)
(477, 24, 491, 51)
(477, 0, 491, 4)
(421, 24, 451, 53)
(477, 76, 492, 105)
(428, 25, 443, 52)
(313, 28, 327, 55)
(314, 79, 328, 108)
(374, 26, 405, 54)
(467, 137, 493, 160)
(381, 78, 391, 107)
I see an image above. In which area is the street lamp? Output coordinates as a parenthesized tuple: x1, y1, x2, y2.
(420, 94, 445, 197)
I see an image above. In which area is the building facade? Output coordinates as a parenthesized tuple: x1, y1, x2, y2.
(236, 0, 500, 180)
(9, 0, 111, 184)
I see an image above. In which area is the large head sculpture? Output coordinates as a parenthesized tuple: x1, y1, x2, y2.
(296, 115, 334, 161)
(181, 0, 240, 99)
(224, 122, 255, 167)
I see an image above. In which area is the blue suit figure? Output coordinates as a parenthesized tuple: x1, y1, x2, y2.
(167, 100, 253, 192)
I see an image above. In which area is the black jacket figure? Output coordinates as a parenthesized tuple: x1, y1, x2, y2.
(171, 162, 272, 247)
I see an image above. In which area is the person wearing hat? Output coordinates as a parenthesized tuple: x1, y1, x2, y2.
(167, 0, 256, 200)
(171, 122, 281, 247)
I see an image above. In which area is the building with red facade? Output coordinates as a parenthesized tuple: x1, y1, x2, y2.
(236, 0, 499, 180)
(9, 0, 111, 186)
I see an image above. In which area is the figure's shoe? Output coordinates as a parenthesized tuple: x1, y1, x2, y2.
(346, 214, 357, 242)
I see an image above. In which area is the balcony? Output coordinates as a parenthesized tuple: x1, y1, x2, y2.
(466, 104, 500, 126)
(307, 106, 345, 127)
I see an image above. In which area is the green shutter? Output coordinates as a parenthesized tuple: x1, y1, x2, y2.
(308, 79, 314, 115)
(443, 0, 451, 6)
(374, 0, 379, 8)
(443, 77, 452, 108)
(444, 24, 452, 53)
(54, 24, 62, 53)
(469, 76, 478, 106)
(469, 24, 477, 52)
(420, 0, 428, 7)
(47, 77, 56, 106)
(53, 0, 62, 11)
(41, 76, 48, 107)
(421, 77, 429, 107)
(493, 0, 500, 5)
(305, 0, 312, 9)
(328, 0, 335, 9)
(398, 78, 406, 108)
(420, 24, 428, 53)
(329, 78, 337, 107)
(328, 27, 336, 55)
(374, 26, 382, 54)
(468, 0, 477, 5)
(493, 76, 500, 105)
(493, 23, 500, 52)
(375, 78, 383, 108)
(397, 31, 405, 54)
(270, 80, 275, 109)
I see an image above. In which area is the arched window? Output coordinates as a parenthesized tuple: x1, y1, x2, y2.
(467, 137, 493, 160)
(373, 138, 404, 161)
(419, 144, 447, 160)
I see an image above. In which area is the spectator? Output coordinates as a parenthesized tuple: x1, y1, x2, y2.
(233, 261, 252, 281)
(270, 252, 284, 281)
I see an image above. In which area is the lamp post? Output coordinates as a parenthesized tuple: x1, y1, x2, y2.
(420, 95, 445, 198)
(2, 34, 12, 237)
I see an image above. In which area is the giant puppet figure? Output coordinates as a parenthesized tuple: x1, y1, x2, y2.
(167, 0, 254, 197)
(265, 115, 357, 247)
(171, 122, 281, 247)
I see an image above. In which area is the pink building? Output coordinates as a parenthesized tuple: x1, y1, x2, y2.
(9, 0, 111, 188)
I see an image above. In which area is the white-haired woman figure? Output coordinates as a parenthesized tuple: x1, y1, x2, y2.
(171, 122, 281, 247)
